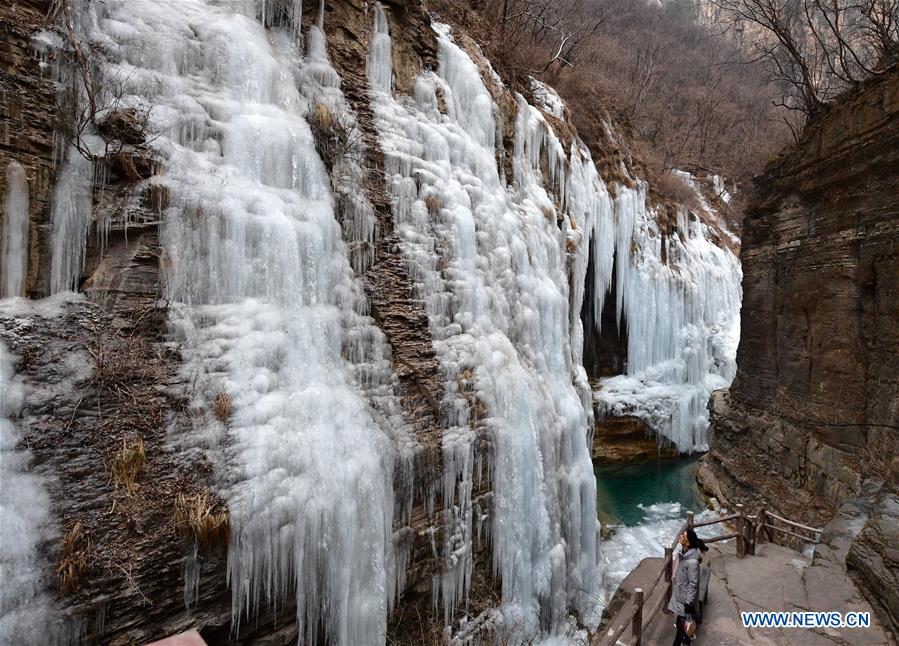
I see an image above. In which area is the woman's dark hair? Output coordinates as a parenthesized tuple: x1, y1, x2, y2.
(686, 528, 709, 552)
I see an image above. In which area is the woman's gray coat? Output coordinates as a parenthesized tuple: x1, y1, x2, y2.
(668, 547, 701, 616)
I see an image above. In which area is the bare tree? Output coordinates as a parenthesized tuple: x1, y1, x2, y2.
(710, 0, 898, 117)
(491, 0, 604, 75)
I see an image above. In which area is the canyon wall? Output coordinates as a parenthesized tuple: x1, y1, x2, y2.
(700, 65, 899, 629)
(702, 66, 899, 514)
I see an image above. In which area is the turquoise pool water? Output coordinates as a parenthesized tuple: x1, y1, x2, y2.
(595, 456, 705, 527)
(595, 456, 709, 605)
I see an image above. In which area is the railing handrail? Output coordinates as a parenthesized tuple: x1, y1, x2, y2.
(592, 504, 822, 646)
(764, 511, 822, 535)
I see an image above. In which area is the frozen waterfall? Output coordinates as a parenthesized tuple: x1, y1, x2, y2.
(76, 1, 413, 643)
(368, 8, 601, 634)
(48, 148, 93, 295)
(592, 176, 742, 452)
(0, 340, 55, 644)
(18, 0, 744, 641)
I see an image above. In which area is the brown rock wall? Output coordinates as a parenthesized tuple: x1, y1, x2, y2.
(704, 68, 899, 516)
(0, 0, 58, 296)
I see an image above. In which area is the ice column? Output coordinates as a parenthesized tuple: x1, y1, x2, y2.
(592, 178, 742, 452)
(368, 10, 601, 635)
(48, 148, 93, 294)
(0, 341, 55, 644)
(2, 162, 30, 297)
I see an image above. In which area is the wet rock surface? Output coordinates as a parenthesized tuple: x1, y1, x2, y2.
(591, 413, 678, 462)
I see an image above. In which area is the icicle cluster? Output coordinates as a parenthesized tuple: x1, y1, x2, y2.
(66, 1, 418, 643)
(368, 9, 602, 634)
(593, 173, 742, 452)
(21, 0, 742, 641)
(48, 148, 93, 295)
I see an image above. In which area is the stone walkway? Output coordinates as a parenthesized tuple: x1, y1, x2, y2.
(619, 543, 892, 645)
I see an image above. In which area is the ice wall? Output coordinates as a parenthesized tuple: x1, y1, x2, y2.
(368, 9, 601, 635)
(593, 175, 742, 452)
(2, 162, 30, 298)
(0, 340, 55, 644)
(73, 0, 414, 643)
(22, 0, 741, 640)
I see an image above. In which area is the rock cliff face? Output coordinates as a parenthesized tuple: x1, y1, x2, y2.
(701, 66, 899, 630)
(0, 0, 56, 297)
(702, 67, 899, 516)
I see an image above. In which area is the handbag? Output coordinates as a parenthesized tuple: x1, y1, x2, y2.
(684, 617, 697, 638)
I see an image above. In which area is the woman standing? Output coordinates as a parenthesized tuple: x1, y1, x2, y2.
(668, 528, 708, 645)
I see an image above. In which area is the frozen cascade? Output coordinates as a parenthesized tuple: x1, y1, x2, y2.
(0, 340, 56, 644)
(75, 0, 412, 643)
(368, 8, 600, 634)
(592, 177, 742, 452)
(2, 162, 30, 298)
(49, 148, 93, 294)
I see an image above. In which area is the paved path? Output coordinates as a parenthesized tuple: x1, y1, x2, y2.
(613, 543, 893, 645)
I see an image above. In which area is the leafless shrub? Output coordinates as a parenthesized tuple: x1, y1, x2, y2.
(855, 432, 899, 493)
(313, 102, 335, 132)
(710, 0, 899, 119)
(435, 0, 791, 183)
(424, 194, 442, 217)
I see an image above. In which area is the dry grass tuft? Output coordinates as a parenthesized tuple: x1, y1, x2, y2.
(56, 521, 90, 595)
(110, 436, 146, 494)
(214, 392, 232, 422)
(312, 103, 335, 133)
(174, 490, 230, 551)
(424, 194, 442, 217)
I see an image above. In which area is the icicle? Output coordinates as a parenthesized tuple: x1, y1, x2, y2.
(593, 171, 742, 452)
(55, 1, 418, 643)
(48, 148, 93, 294)
(2, 162, 30, 298)
(367, 4, 393, 94)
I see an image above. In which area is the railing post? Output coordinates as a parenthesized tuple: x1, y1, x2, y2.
(736, 503, 746, 558)
(756, 508, 767, 547)
(686, 511, 694, 531)
(632, 587, 644, 646)
(664, 546, 673, 602)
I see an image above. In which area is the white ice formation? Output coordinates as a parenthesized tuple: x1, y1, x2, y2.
(67, 1, 413, 643)
(0, 341, 55, 644)
(368, 8, 604, 634)
(2, 162, 30, 298)
(3, 0, 742, 642)
(593, 171, 742, 452)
